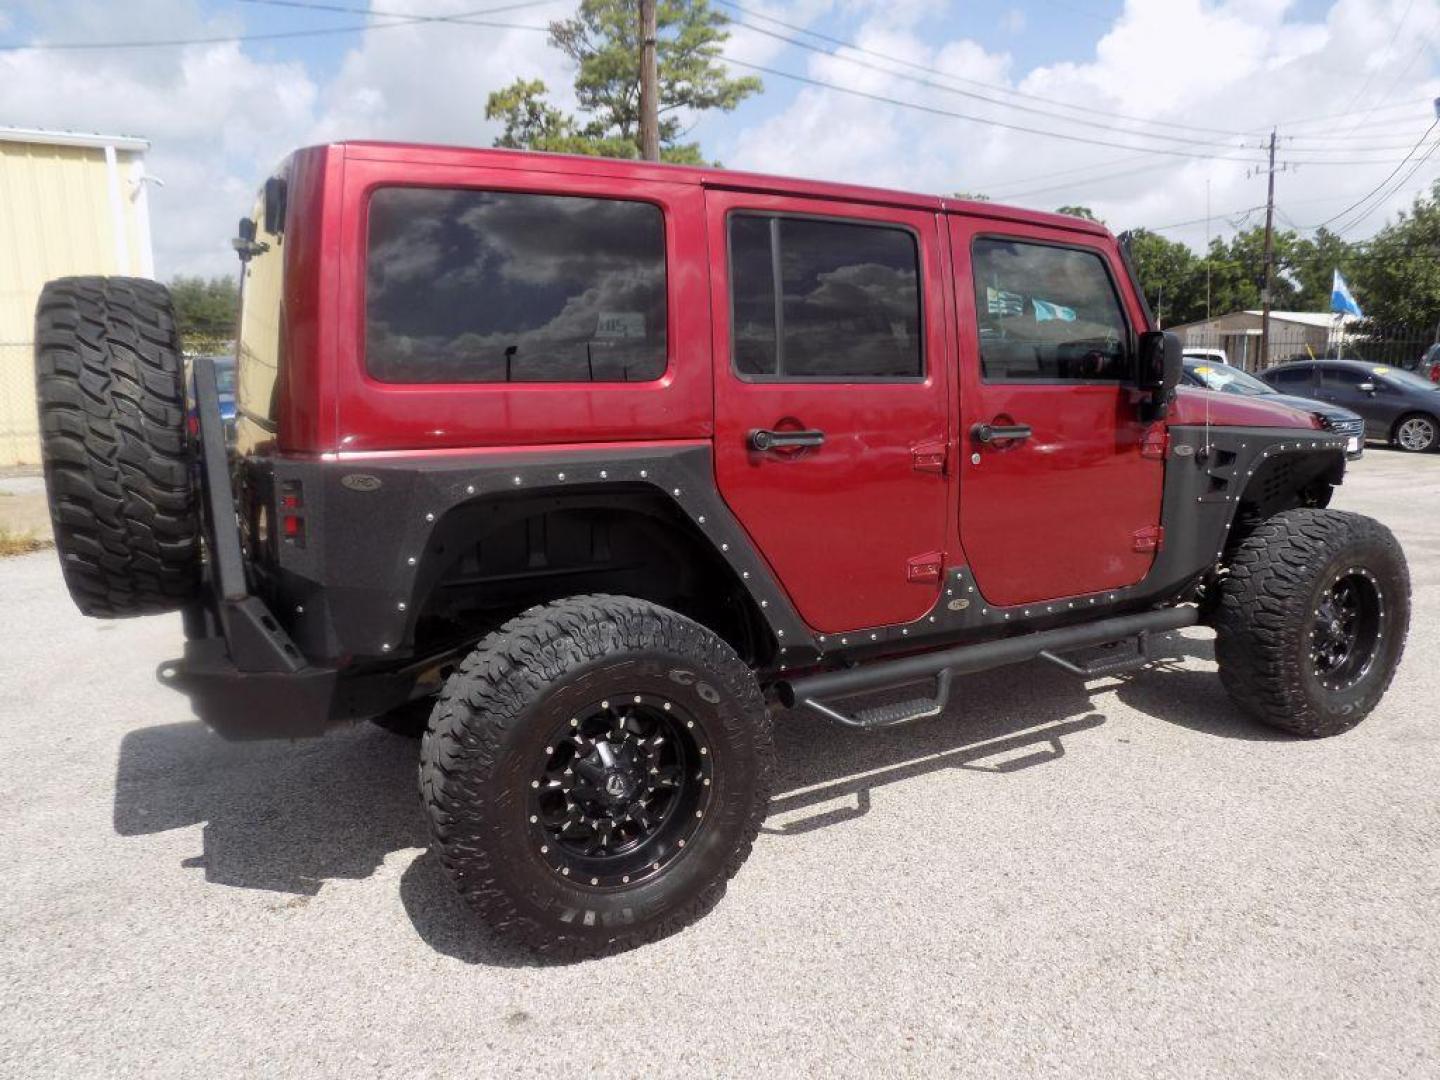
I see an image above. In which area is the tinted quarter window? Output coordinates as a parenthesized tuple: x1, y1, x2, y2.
(729, 214, 922, 380)
(366, 187, 666, 383)
(971, 238, 1130, 382)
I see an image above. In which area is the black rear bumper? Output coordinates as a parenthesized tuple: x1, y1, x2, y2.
(164, 358, 412, 740)
(160, 604, 418, 740)
(160, 637, 340, 740)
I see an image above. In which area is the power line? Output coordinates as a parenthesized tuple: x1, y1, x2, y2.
(717, 55, 1260, 162)
(1332, 0, 1417, 131)
(1334, 135, 1440, 236)
(1273, 94, 1437, 129)
(722, 15, 1274, 152)
(718, 0, 1438, 143)
(714, 0, 1253, 139)
(0, 2, 549, 50)
(993, 159, 1175, 201)
(718, 5, 1429, 158)
(1337, 8, 1437, 139)
(235, 0, 558, 19)
(1316, 118, 1440, 232)
(721, 56, 1432, 167)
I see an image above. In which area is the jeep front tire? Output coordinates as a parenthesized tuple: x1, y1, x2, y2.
(1214, 508, 1409, 737)
(419, 594, 773, 957)
(34, 277, 201, 617)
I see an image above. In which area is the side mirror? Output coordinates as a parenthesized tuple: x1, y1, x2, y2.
(1357, 381, 1376, 394)
(1137, 330, 1182, 419)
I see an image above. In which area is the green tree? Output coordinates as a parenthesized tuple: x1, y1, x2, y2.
(1289, 227, 1359, 312)
(1055, 205, 1100, 222)
(487, 0, 761, 163)
(169, 275, 238, 351)
(1125, 228, 1205, 326)
(1348, 180, 1440, 331)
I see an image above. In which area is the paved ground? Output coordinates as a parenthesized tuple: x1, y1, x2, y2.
(0, 473, 51, 546)
(1, 450, 1437, 1079)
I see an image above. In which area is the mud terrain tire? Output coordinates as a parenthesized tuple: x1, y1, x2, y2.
(420, 594, 773, 958)
(1215, 508, 1409, 737)
(34, 277, 200, 616)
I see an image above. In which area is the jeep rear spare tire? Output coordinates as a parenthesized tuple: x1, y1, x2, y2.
(419, 594, 774, 958)
(34, 277, 201, 617)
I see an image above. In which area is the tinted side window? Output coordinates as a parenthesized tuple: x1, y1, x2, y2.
(971, 238, 1130, 382)
(366, 187, 667, 383)
(729, 214, 922, 380)
(1320, 366, 1369, 387)
(1266, 366, 1313, 387)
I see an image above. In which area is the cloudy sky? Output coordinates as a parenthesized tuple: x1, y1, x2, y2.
(2, 0, 1437, 278)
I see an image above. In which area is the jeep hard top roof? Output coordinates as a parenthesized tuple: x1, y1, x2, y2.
(334, 141, 1110, 238)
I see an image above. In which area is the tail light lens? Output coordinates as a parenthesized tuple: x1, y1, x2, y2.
(279, 480, 305, 548)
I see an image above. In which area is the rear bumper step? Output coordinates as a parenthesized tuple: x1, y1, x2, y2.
(778, 606, 1198, 729)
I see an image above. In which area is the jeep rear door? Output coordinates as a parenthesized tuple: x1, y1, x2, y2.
(705, 190, 952, 634)
(948, 216, 1163, 607)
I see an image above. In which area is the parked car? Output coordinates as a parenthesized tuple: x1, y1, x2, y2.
(1260, 358, 1440, 452)
(1183, 347, 1230, 366)
(186, 355, 236, 444)
(1182, 359, 1365, 457)
(1415, 342, 1440, 383)
(32, 144, 1409, 957)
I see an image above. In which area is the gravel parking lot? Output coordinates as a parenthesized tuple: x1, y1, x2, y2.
(1, 449, 1437, 1079)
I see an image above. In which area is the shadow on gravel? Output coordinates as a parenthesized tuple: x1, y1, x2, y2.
(113, 721, 426, 894)
(111, 629, 1277, 966)
(761, 633, 1282, 835)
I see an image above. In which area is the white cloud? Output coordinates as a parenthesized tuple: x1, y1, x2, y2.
(1, 0, 1437, 280)
(0, 1, 318, 276)
(309, 2, 575, 146)
(723, 0, 1440, 252)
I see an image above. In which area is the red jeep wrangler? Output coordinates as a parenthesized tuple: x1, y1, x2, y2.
(35, 143, 1410, 957)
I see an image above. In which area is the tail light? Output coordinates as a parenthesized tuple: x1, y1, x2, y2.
(279, 480, 305, 548)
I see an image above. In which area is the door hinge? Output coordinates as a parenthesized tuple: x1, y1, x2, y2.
(1133, 525, 1164, 553)
(912, 442, 947, 474)
(1140, 425, 1169, 459)
(906, 551, 944, 583)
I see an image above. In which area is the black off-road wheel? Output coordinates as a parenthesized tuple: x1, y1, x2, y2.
(419, 595, 773, 958)
(1215, 508, 1409, 737)
(34, 277, 200, 616)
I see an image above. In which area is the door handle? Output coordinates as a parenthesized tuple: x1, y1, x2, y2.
(971, 422, 1032, 444)
(749, 428, 825, 452)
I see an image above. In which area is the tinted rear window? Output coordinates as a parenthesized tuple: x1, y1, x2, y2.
(365, 187, 667, 383)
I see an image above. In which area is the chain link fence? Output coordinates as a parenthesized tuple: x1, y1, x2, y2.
(1177, 322, 1434, 373)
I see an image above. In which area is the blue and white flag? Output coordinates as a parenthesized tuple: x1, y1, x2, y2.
(1331, 270, 1363, 318)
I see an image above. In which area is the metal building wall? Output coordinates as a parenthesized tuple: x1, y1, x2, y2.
(0, 131, 152, 466)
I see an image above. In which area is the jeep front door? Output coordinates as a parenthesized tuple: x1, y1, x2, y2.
(949, 220, 1163, 607)
(706, 191, 952, 634)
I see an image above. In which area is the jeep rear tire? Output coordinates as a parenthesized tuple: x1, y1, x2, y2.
(1215, 508, 1409, 737)
(419, 594, 773, 958)
(34, 277, 201, 617)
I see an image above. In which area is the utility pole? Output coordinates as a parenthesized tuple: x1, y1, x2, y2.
(1258, 128, 1278, 371)
(639, 0, 660, 162)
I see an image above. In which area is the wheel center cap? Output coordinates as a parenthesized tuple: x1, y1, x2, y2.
(604, 773, 632, 799)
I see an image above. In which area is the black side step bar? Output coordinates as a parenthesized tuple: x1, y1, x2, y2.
(777, 607, 1199, 730)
